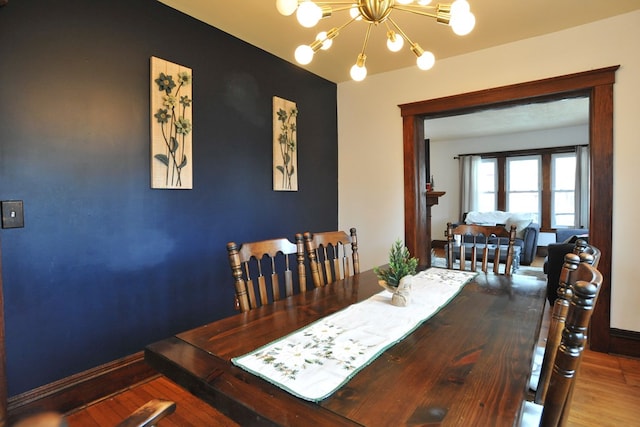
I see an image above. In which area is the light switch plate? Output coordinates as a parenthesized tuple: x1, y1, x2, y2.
(1, 200, 25, 229)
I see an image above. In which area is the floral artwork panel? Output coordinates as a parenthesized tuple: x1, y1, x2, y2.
(151, 56, 193, 189)
(273, 96, 298, 191)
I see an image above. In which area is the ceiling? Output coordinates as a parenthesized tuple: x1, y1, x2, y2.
(156, 1, 635, 137)
(157, 0, 640, 84)
(425, 97, 590, 140)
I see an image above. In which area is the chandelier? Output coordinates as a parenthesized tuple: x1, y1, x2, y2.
(276, 0, 475, 81)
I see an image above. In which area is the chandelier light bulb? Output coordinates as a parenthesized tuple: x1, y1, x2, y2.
(297, 1, 322, 28)
(386, 31, 404, 52)
(295, 44, 315, 65)
(350, 63, 367, 81)
(417, 0, 432, 5)
(276, 0, 298, 16)
(350, 53, 367, 81)
(450, 0, 471, 15)
(316, 31, 333, 50)
(396, 0, 413, 4)
(450, 11, 475, 36)
(349, 4, 362, 20)
(416, 51, 435, 70)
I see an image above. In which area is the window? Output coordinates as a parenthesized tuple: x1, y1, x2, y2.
(506, 156, 540, 223)
(473, 147, 585, 231)
(478, 159, 497, 211)
(552, 153, 576, 227)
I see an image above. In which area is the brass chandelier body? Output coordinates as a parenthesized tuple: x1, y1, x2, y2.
(277, 0, 475, 81)
(358, 0, 394, 23)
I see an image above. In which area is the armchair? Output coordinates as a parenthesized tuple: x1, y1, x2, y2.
(543, 228, 589, 304)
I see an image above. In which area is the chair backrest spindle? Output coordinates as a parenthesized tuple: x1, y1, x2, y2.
(227, 237, 307, 312)
(446, 223, 517, 275)
(303, 228, 359, 287)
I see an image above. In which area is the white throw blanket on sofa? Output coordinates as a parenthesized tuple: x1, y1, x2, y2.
(465, 211, 534, 239)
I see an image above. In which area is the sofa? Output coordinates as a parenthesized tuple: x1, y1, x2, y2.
(543, 228, 589, 304)
(456, 211, 540, 266)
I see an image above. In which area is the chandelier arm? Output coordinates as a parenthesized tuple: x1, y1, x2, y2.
(333, 15, 359, 33)
(359, 23, 373, 57)
(330, 5, 357, 13)
(310, 15, 359, 47)
(392, 5, 441, 20)
(387, 17, 417, 47)
(384, 20, 395, 36)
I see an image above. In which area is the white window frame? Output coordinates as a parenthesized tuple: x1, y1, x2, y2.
(478, 158, 497, 212)
(505, 155, 541, 223)
(551, 152, 577, 228)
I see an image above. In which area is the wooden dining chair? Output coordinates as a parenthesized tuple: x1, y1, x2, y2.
(303, 228, 359, 287)
(574, 238, 601, 268)
(532, 241, 601, 402)
(445, 222, 518, 275)
(520, 261, 603, 427)
(227, 235, 307, 312)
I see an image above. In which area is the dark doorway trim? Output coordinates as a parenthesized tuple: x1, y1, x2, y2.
(399, 66, 618, 353)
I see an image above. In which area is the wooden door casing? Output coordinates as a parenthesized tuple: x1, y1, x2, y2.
(400, 66, 617, 353)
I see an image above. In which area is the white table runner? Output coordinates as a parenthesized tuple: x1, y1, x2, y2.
(232, 268, 477, 402)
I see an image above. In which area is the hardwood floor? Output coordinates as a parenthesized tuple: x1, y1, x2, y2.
(63, 375, 239, 427)
(570, 348, 640, 426)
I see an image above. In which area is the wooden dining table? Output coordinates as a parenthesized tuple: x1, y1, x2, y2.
(145, 267, 546, 427)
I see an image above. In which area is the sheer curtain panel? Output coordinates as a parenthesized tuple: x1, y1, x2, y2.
(459, 155, 482, 220)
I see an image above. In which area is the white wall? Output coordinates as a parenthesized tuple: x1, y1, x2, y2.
(428, 124, 589, 238)
(337, 11, 640, 331)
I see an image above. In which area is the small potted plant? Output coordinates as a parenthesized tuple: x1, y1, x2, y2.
(375, 239, 419, 292)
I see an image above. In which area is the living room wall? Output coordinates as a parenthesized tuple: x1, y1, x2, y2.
(428, 124, 589, 239)
(0, 0, 337, 395)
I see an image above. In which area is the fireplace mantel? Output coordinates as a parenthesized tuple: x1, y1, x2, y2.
(424, 191, 445, 268)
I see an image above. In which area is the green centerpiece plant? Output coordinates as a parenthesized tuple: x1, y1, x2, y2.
(375, 239, 419, 289)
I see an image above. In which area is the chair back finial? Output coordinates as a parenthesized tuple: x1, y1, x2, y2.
(295, 233, 307, 293)
(227, 241, 251, 312)
(573, 238, 600, 268)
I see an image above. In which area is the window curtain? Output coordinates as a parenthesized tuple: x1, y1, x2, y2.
(575, 145, 590, 228)
(459, 155, 482, 221)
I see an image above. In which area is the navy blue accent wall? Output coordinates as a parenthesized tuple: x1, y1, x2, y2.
(0, 0, 337, 395)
